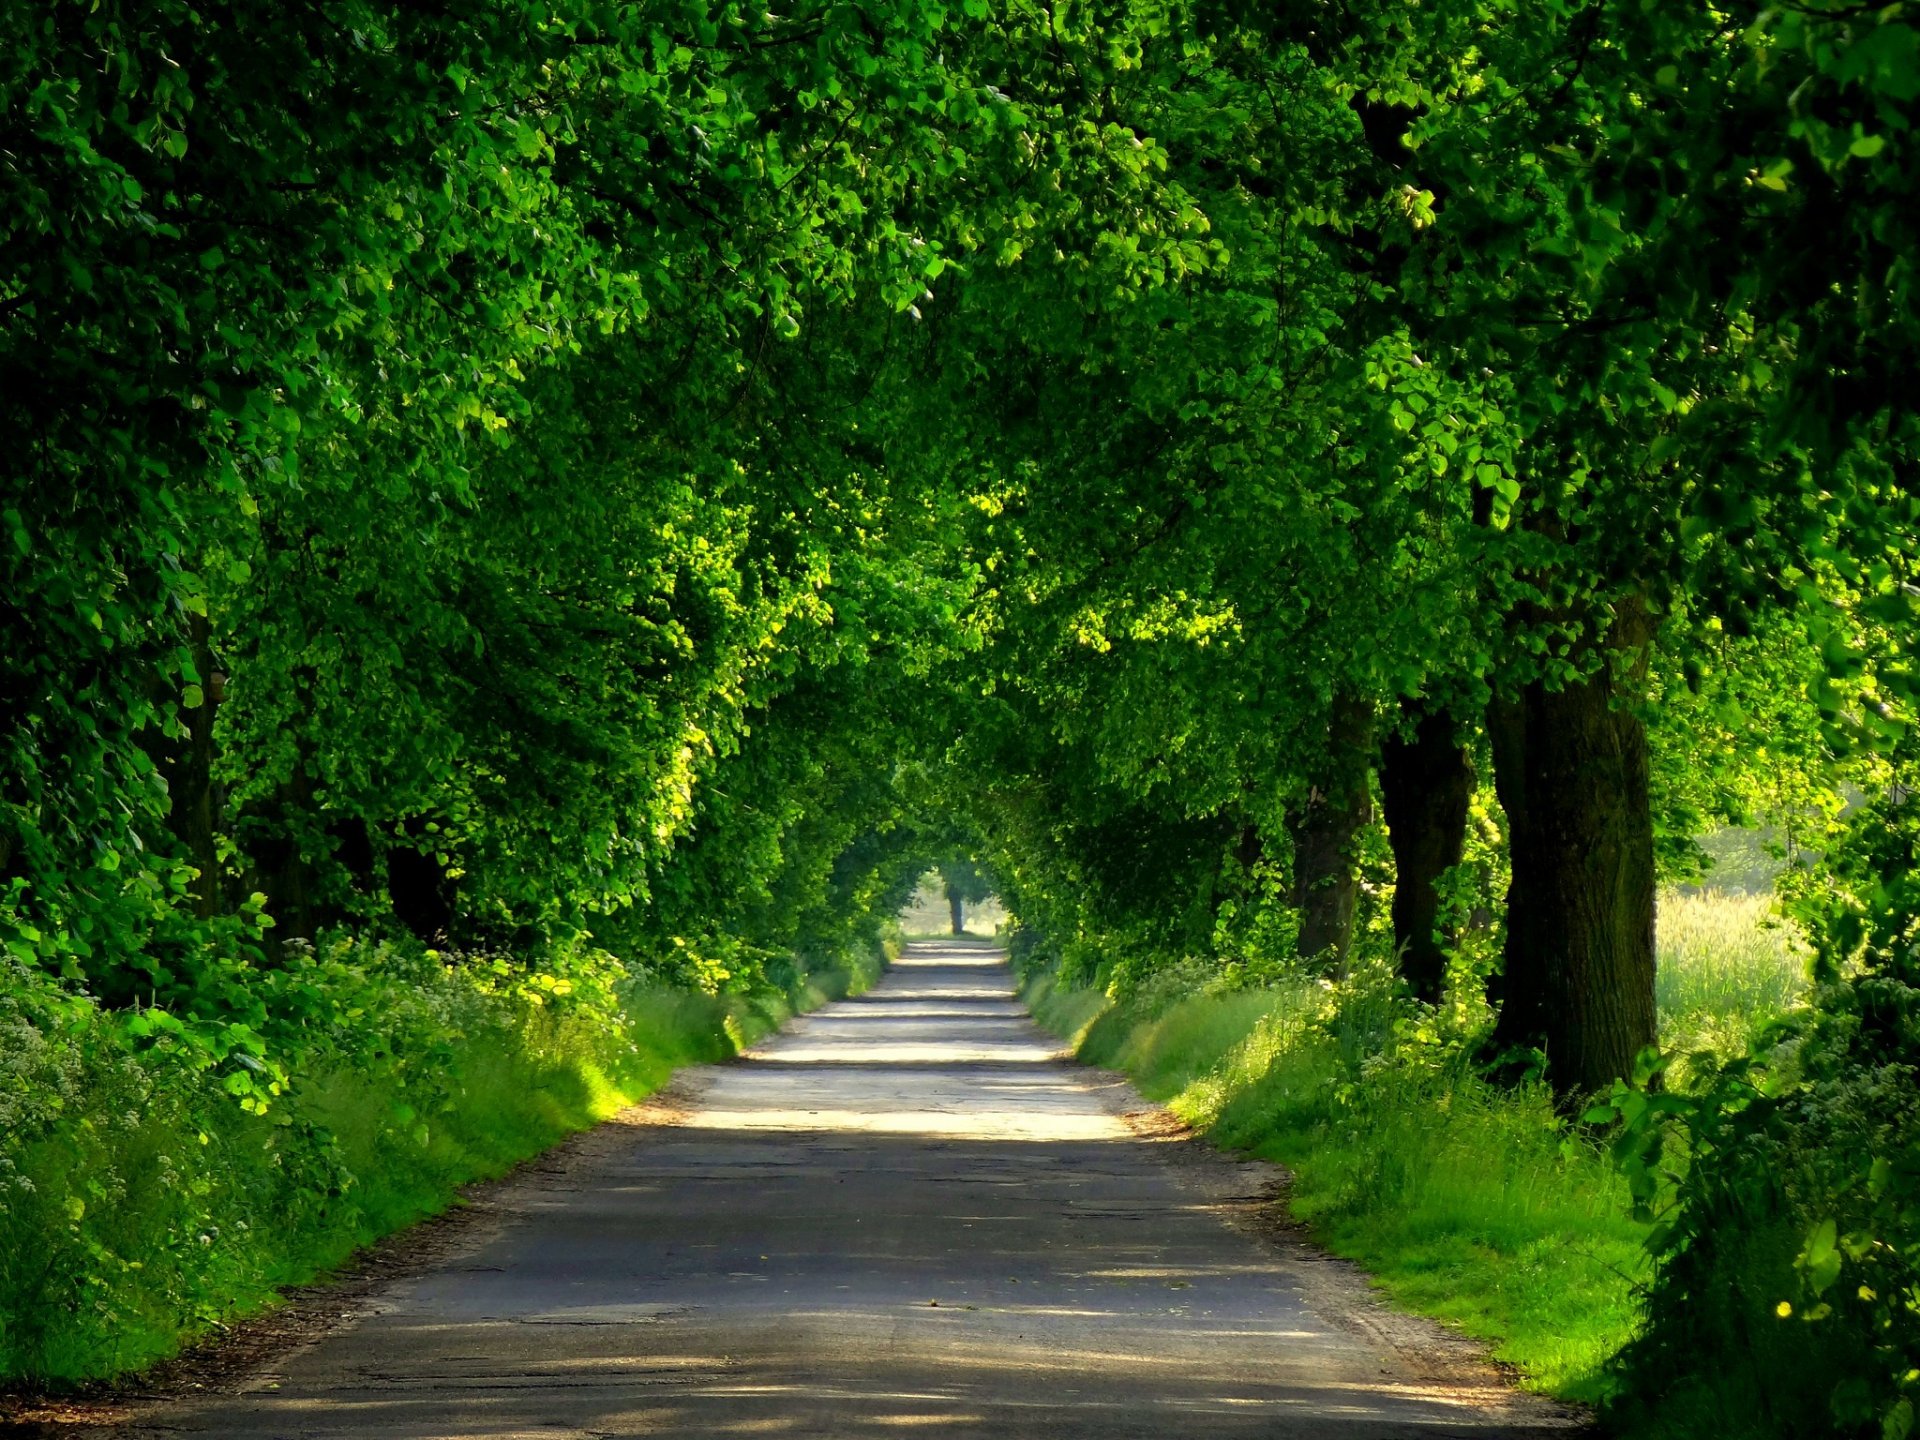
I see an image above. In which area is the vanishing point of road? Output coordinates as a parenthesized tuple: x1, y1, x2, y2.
(122, 941, 1577, 1439)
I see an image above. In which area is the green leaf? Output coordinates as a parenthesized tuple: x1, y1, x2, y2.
(1801, 1218, 1841, 1295)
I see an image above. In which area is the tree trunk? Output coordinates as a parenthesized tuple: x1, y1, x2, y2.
(1378, 704, 1475, 1004)
(1482, 693, 1533, 1027)
(1289, 692, 1375, 970)
(242, 760, 341, 948)
(387, 828, 454, 943)
(1489, 603, 1658, 1096)
(160, 613, 224, 918)
(948, 891, 965, 936)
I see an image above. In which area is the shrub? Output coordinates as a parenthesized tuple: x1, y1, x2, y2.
(1606, 796, 1920, 1440)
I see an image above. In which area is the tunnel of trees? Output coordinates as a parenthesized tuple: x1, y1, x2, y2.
(3, 1, 1917, 1435)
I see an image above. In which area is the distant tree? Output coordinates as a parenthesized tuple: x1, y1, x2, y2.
(938, 859, 992, 936)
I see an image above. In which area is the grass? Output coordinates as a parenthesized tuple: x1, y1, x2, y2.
(1023, 885, 1813, 1410)
(1028, 972, 1645, 1401)
(0, 939, 886, 1388)
(1657, 888, 1807, 1025)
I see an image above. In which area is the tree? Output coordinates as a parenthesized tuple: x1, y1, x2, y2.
(938, 859, 992, 936)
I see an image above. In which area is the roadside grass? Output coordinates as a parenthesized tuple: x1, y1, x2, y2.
(1024, 885, 1812, 1410)
(0, 940, 886, 1387)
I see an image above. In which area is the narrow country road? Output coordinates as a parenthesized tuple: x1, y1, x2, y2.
(129, 942, 1576, 1439)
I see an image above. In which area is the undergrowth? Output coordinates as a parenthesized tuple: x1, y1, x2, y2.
(0, 934, 886, 1387)
(1606, 793, 1920, 1440)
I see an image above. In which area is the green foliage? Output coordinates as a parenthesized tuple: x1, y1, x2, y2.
(0, 0, 1197, 995)
(4, 0, 1920, 1425)
(0, 934, 884, 1384)
(1604, 788, 1920, 1440)
(938, 858, 991, 908)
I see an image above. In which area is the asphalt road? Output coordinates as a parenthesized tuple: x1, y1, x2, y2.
(130, 941, 1575, 1439)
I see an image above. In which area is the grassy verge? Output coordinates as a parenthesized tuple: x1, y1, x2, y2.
(0, 936, 886, 1387)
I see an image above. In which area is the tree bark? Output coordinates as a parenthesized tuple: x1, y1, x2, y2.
(1488, 602, 1658, 1096)
(387, 833, 454, 943)
(1378, 703, 1475, 1004)
(948, 890, 965, 936)
(1289, 692, 1375, 970)
(248, 766, 319, 944)
(160, 613, 224, 918)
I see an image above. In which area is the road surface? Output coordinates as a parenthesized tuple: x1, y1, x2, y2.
(126, 941, 1574, 1439)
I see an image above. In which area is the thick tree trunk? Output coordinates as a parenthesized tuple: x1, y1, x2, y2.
(1378, 704, 1475, 1004)
(1482, 694, 1533, 1026)
(1234, 821, 1263, 875)
(1489, 605, 1658, 1096)
(251, 770, 318, 943)
(949, 891, 965, 936)
(388, 837, 455, 943)
(161, 613, 224, 918)
(1289, 692, 1375, 970)
(243, 760, 342, 947)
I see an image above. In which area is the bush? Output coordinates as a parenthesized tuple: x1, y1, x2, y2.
(1606, 797, 1920, 1440)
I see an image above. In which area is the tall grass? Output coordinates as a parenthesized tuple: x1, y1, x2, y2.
(1657, 888, 1807, 1022)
